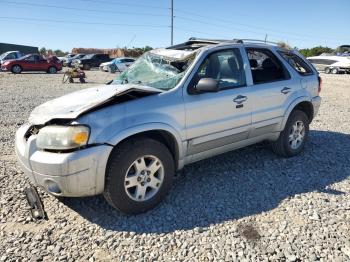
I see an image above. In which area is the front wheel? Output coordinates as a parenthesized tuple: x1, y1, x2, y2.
(271, 110, 309, 157)
(104, 137, 175, 214)
(48, 66, 57, 74)
(11, 65, 22, 74)
(324, 67, 331, 74)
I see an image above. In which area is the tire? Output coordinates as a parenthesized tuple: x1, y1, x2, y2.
(271, 110, 309, 157)
(331, 67, 339, 74)
(79, 77, 85, 83)
(324, 67, 331, 74)
(104, 137, 175, 214)
(83, 64, 91, 70)
(48, 66, 57, 74)
(11, 65, 22, 74)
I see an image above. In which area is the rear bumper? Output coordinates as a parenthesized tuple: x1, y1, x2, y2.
(311, 96, 321, 119)
(15, 124, 113, 197)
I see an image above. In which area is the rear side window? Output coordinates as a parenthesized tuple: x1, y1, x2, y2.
(246, 48, 290, 84)
(279, 51, 313, 76)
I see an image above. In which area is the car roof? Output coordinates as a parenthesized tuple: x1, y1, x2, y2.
(167, 37, 290, 52)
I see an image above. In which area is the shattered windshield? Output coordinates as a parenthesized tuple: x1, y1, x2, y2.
(112, 51, 196, 90)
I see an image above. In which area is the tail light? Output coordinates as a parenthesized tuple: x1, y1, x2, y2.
(318, 76, 322, 94)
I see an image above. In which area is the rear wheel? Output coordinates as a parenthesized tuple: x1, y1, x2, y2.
(83, 64, 91, 70)
(11, 65, 22, 74)
(271, 110, 309, 157)
(104, 137, 174, 214)
(331, 67, 339, 74)
(324, 67, 331, 74)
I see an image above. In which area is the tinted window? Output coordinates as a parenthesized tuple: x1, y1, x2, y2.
(96, 54, 108, 59)
(192, 48, 246, 90)
(279, 51, 313, 76)
(125, 59, 135, 62)
(246, 48, 289, 84)
(6, 53, 16, 60)
(25, 55, 35, 61)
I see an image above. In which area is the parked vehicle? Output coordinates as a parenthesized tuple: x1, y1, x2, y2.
(65, 54, 86, 67)
(99, 57, 135, 72)
(15, 38, 321, 214)
(72, 53, 111, 70)
(57, 53, 75, 64)
(1, 54, 62, 73)
(0, 51, 24, 66)
(307, 55, 350, 74)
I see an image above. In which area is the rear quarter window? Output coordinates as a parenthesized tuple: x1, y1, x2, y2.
(279, 51, 313, 76)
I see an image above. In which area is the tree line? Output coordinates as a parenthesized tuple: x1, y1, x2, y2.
(39, 46, 153, 57)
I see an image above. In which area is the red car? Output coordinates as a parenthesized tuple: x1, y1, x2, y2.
(1, 54, 62, 74)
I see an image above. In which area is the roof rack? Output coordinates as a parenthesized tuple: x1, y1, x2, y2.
(167, 37, 280, 51)
(239, 39, 280, 45)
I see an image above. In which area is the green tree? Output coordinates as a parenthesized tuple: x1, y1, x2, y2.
(298, 46, 334, 57)
(53, 49, 66, 57)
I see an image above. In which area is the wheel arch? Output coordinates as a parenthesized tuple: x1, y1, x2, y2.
(107, 124, 184, 170)
(281, 98, 314, 130)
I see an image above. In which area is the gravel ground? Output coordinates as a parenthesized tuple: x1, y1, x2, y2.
(0, 71, 349, 262)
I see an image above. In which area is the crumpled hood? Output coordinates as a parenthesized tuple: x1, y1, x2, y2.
(29, 84, 162, 125)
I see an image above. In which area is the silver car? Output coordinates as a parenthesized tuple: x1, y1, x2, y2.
(15, 38, 321, 214)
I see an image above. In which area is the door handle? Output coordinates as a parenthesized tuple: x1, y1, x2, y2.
(233, 95, 247, 104)
(281, 87, 291, 94)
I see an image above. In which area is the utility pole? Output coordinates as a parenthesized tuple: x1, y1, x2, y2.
(170, 0, 174, 45)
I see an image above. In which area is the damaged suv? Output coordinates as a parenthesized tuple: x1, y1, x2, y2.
(15, 38, 321, 214)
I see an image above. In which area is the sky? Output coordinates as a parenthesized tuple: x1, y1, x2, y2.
(1, 0, 349, 52)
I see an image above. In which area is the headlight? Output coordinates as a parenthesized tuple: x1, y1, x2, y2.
(36, 125, 90, 150)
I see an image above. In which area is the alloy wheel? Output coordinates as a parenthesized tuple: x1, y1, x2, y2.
(124, 155, 164, 202)
(288, 120, 305, 150)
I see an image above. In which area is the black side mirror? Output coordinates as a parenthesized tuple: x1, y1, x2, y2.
(194, 78, 219, 93)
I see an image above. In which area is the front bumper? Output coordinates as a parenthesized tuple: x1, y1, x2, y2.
(15, 124, 113, 197)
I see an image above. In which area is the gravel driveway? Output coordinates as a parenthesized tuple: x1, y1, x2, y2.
(0, 71, 349, 261)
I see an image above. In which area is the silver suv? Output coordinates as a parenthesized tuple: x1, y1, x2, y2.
(15, 38, 321, 214)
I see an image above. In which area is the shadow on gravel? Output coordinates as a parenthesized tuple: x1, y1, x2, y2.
(62, 130, 350, 233)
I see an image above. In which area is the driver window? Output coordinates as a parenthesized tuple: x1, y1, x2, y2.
(7, 53, 16, 60)
(25, 55, 35, 61)
(192, 49, 246, 90)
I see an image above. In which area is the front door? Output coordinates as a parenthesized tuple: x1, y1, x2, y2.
(184, 48, 252, 155)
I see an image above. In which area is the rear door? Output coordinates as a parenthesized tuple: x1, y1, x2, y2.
(184, 47, 253, 155)
(244, 48, 296, 137)
(36, 55, 49, 71)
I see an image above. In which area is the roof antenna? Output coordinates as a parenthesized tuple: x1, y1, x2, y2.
(264, 34, 268, 44)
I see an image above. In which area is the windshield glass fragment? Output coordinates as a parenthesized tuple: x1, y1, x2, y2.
(112, 52, 196, 90)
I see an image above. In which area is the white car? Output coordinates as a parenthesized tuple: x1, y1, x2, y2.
(99, 57, 135, 72)
(57, 54, 75, 64)
(307, 55, 350, 74)
(0, 51, 24, 66)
